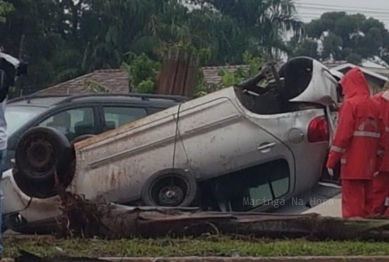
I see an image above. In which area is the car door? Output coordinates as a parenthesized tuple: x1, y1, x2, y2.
(172, 94, 295, 210)
(320, 104, 341, 184)
(99, 105, 148, 132)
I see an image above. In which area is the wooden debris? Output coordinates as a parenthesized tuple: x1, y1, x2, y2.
(55, 190, 389, 241)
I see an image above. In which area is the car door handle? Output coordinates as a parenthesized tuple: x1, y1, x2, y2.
(257, 142, 276, 151)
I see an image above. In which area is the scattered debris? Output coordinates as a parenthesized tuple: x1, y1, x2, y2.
(56, 189, 389, 241)
(55, 182, 111, 238)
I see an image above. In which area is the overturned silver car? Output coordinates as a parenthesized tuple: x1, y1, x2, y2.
(2, 57, 343, 233)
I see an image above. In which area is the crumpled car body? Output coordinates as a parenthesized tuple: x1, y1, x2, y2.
(2, 57, 343, 233)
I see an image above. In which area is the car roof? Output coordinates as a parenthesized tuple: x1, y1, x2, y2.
(7, 93, 190, 108)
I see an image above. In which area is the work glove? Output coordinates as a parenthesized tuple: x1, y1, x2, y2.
(327, 168, 334, 177)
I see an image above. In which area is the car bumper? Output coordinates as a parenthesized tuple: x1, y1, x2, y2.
(1, 168, 62, 230)
(1, 169, 31, 215)
(4, 213, 58, 234)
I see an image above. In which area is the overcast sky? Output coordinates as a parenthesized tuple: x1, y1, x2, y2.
(295, 0, 389, 29)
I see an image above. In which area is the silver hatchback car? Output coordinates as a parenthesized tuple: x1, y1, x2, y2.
(3, 56, 342, 233)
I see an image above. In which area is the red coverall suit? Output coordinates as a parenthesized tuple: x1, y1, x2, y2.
(370, 91, 389, 216)
(326, 67, 381, 218)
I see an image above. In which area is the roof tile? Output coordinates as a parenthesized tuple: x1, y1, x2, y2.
(34, 69, 129, 95)
(35, 60, 345, 95)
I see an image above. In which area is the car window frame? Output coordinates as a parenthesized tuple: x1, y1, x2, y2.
(8, 100, 178, 150)
(98, 104, 149, 131)
(5, 105, 49, 157)
(212, 162, 291, 212)
(5, 105, 48, 137)
(33, 104, 101, 138)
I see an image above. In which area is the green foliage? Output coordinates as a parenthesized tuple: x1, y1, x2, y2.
(127, 53, 161, 94)
(0, 1, 13, 23)
(194, 69, 208, 98)
(10, 237, 389, 258)
(137, 79, 156, 94)
(0, 0, 303, 92)
(218, 52, 266, 87)
(81, 79, 111, 93)
(288, 34, 318, 60)
(177, 42, 212, 63)
(243, 51, 267, 77)
(288, 11, 389, 62)
(193, 51, 267, 98)
(346, 53, 363, 65)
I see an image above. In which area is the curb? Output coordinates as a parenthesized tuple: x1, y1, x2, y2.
(3, 256, 389, 262)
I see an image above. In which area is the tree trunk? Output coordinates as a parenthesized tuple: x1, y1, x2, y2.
(56, 191, 389, 241)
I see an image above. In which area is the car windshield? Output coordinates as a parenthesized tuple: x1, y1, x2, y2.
(5, 106, 46, 135)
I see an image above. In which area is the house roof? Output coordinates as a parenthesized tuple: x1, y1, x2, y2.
(331, 63, 388, 82)
(34, 69, 129, 95)
(201, 65, 250, 86)
(35, 66, 252, 95)
(201, 61, 286, 86)
(33, 60, 389, 96)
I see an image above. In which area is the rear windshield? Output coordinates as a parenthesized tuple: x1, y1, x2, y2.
(5, 105, 46, 135)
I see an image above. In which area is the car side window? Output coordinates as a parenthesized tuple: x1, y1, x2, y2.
(38, 107, 95, 142)
(102, 106, 147, 132)
(213, 160, 290, 212)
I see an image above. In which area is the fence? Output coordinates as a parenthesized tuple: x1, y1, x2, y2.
(156, 49, 199, 98)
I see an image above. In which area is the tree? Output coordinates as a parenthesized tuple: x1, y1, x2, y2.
(0, 0, 303, 92)
(0, 1, 13, 24)
(288, 12, 389, 64)
(288, 35, 319, 59)
(192, 0, 303, 60)
(0, 0, 69, 88)
(218, 51, 266, 87)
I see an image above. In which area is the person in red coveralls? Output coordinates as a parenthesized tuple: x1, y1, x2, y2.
(370, 90, 389, 216)
(326, 67, 381, 218)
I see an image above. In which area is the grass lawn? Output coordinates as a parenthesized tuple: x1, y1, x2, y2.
(4, 236, 389, 258)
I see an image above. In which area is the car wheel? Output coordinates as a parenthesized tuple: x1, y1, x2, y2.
(14, 127, 73, 198)
(141, 169, 198, 207)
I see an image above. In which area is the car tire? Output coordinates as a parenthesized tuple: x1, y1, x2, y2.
(14, 127, 73, 198)
(141, 169, 198, 207)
